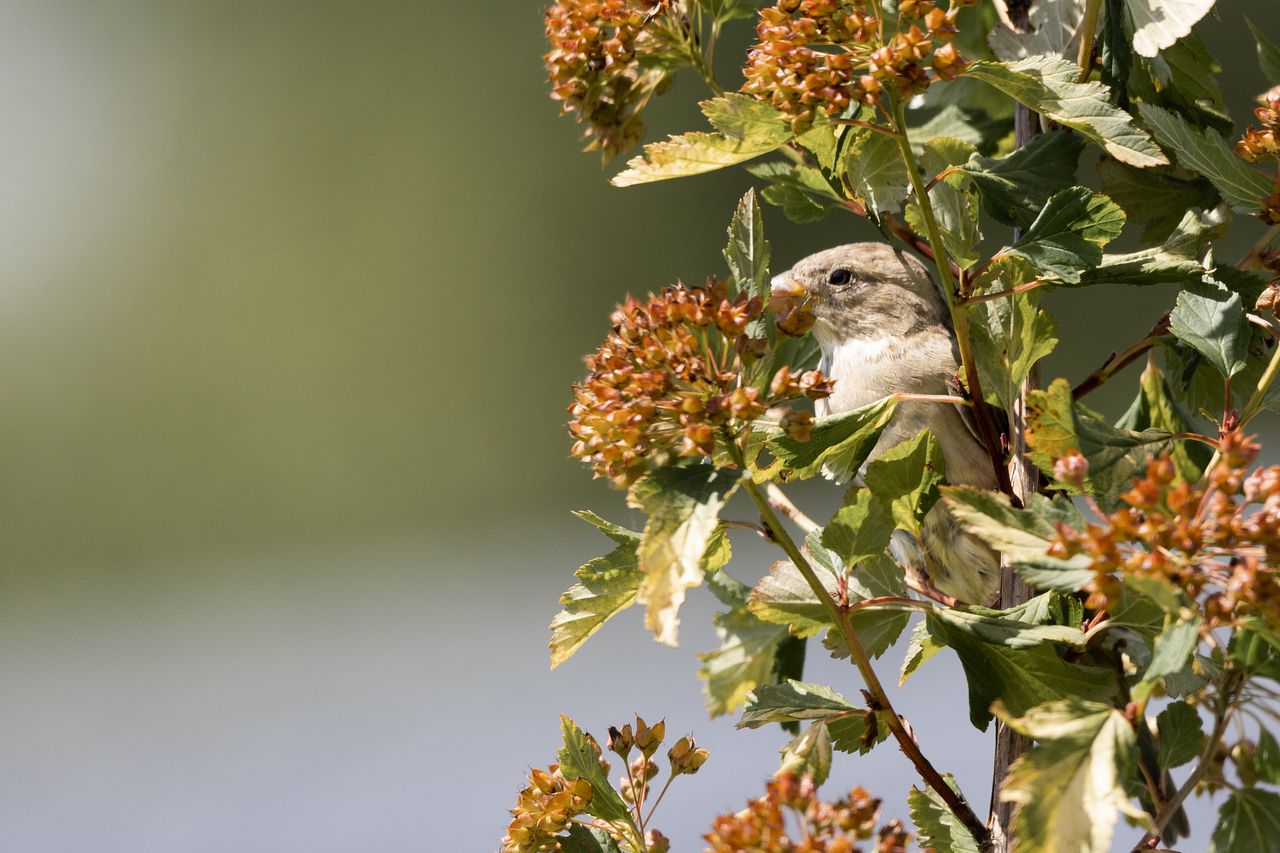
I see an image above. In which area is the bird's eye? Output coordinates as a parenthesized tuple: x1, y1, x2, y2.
(828, 268, 853, 286)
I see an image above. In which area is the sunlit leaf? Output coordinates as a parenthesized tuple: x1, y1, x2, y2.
(756, 396, 898, 482)
(777, 720, 833, 784)
(1124, 0, 1213, 58)
(559, 716, 635, 828)
(909, 774, 982, 853)
(1138, 105, 1273, 214)
(1208, 788, 1280, 853)
(864, 431, 947, 535)
(845, 128, 909, 215)
(549, 515, 644, 668)
(1005, 187, 1125, 282)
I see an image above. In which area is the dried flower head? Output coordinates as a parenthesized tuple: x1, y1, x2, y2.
(1237, 87, 1280, 223)
(569, 280, 834, 486)
(741, 0, 968, 132)
(544, 0, 676, 158)
(500, 764, 595, 853)
(704, 774, 907, 852)
(1048, 432, 1280, 633)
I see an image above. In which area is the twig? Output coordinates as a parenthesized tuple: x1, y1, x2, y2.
(830, 118, 902, 137)
(734, 453, 992, 851)
(1238, 222, 1280, 269)
(723, 519, 774, 540)
(961, 279, 1049, 306)
(1075, 0, 1104, 82)
(1072, 313, 1171, 400)
(765, 483, 818, 534)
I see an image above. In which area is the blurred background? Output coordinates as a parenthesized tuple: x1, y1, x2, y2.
(0, 2, 1275, 851)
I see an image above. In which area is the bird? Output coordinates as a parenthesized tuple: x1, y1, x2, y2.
(770, 242, 1001, 605)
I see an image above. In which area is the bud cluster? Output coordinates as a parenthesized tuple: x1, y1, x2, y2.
(500, 764, 595, 853)
(1236, 87, 1280, 223)
(704, 773, 911, 853)
(1048, 432, 1280, 632)
(741, 0, 970, 133)
(543, 0, 676, 158)
(569, 280, 834, 486)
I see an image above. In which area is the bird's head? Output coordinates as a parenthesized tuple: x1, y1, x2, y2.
(770, 243, 949, 349)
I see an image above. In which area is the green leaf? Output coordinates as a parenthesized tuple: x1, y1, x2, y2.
(845, 129, 909, 216)
(962, 130, 1085, 229)
(1170, 277, 1249, 379)
(777, 720, 833, 785)
(821, 490, 895, 567)
(829, 708, 892, 755)
(558, 715, 635, 827)
(908, 104, 1006, 154)
(627, 464, 740, 646)
(1117, 361, 1211, 484)
(750, 559, 836, 637)
(699, 601, 796, 717)
(1124, 0, 1213, 58)
(909, 776, 982, 853)
(1138, 105, 1274, 214)
(998, 700, 1138, 853)
(612, 96, 792, 187)
(962, 57, 1167, 167)
(549, 518, 643, 668)
(988, 0, 1090, 61)
(1208, 789, 1280, 853)
(1248, 18, 1280, 86)
(941, 486, 1094, 592)
(1229, 622, 1280, 680)
(757, 396, 898, 482)
(739, 679, 857, 727)
(1024, 378, 1172, 510)
(1134, 617, 1201, 702)
(900, 619, 946, 686)
(1137, 33, 1230, 133)
(1079, 207, 1215, 286)
(724, 188, 771, 303)
(694, 0, 760, 24)
(864, 431, 947, 535)
(757, 169, 843, 224)
(1257, 728, 1280, 785)
(970, 273, 1060, 412)
(927, 609, 1113, 730)
(1097, 159, 1219, 244)
(562, 824, 623, 853)
(906, 137, 982, 268)
(1156, 700, 1204, 771)
(1006, 187, 1126, 283)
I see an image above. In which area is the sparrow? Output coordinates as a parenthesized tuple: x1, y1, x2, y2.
(771, 242, 1001, 604)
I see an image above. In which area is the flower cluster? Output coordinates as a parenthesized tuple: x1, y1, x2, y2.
(544, 0, 677, 158)
(569, 280, 834, 487)
(742, 0, 969, 132)
(1048, 433, 1280, 632)
(704, 773, 911, 853)
(1237, 87, 1280, 223)
(501, 764, 595, 853)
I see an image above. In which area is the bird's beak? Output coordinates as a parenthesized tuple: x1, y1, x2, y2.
(770, 271, 806, 298)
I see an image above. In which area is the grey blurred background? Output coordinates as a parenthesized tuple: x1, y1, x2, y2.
(0, 2, 1274, 851)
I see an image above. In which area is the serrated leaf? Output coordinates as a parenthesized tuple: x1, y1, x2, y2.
(699, 601, 796, 717)
(1124, 0, 1213, 58)
(962, 57, 1167, 167)
(1248, 18, 1280, 86)
(558, 716, 635, 827)
(941, 487, 1094, 592)
(845, 129, 909, 215)
(1137, 33, 1230, 133)
(1257, 728, 1280, 785)
(724, 188, 771, 303)
(910, 775, 982, 853)
(628, 464, 740, 646)
(905, 137, 983, 268)
(962, 130, 1085, 228)
(900, 619, 946, 686)
(1097, 159, 1219, 244)
(561, 824, 623, 853)
(1079, 207, 1214, 286)
(739, 679, 856, 727)
(549, 545, 643, 669)
(927, 609, 1114, 730)
(821, 490, 895, 567)
(761, 181, 841, 223)
(1156, 700, 1204, 771)
(989, 0, 1089, 61)
(1117, 361, 1211, 484)
(777, 720, 833, 784)
(1139, 105, 1273, 214)
(864, 431, 947, 534)
(908, 104, 1006, 153)
(998, 700, 1137, 853)
(1024, 378, 1172, 510)
(970, 278, 1059, 412)
(1006, 187, 1126, 282)
(1170, 277, 1249, 379)
(757, 396, 898, 482)
(1134, 617, 1201, 702)
(1208, 789, 1280, 853)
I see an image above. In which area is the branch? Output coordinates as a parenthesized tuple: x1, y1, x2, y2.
(765, 483, 818, 535)
(735, 461, 991, 850)
(1072, 313, 1171, 400)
